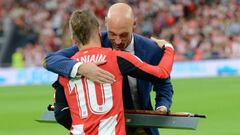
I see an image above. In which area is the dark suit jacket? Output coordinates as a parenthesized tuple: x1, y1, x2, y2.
(44, 32, 173, 135)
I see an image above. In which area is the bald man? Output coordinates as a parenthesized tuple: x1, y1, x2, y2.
(106, 3, 135, 50)
(44, 3, 173, 135)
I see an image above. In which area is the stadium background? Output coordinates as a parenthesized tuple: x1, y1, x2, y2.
(0, 0, 240, 135)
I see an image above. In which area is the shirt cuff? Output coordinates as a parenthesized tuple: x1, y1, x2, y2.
(70, 62, 82, 78)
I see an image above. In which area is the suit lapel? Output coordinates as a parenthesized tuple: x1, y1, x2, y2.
(133, 34, 146, 61)
(133, 34, 147, 109)
(101, 32, 112, 48)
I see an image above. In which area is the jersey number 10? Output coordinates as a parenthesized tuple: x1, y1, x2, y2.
(69, 78, 113, 118)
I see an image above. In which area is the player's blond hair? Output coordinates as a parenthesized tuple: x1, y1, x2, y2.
(69, 9, 99, 45)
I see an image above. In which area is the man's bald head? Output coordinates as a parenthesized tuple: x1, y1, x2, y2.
(105, 3, 136, 50)
(106, 3, 134, 21)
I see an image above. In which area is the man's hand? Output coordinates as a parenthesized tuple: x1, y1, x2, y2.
(156, 106, 167, 114)
(150, 37, 174, 49)
(78, 61, 115, 84)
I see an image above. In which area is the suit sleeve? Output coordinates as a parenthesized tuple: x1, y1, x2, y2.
(153, 78, 173, 111)
(43, 45, 79, 77)
(117, 47, 174, 81)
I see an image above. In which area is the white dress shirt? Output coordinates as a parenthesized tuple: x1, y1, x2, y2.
(124, 35, 141, 109)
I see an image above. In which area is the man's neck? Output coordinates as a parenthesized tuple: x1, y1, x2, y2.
(79, 40, 101, 50)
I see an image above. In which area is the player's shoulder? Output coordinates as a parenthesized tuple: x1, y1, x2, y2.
(71, 51, 80, 59)
(99, 48, 117, 58)
(101, 47, 113, 53)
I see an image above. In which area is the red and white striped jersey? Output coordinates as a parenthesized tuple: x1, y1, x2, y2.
(59, 46, 174, 135)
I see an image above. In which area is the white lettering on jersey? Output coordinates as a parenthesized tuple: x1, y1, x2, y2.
(71, 115, 117, 135)
(68, 78, 113, 118)
(69, 79, 88, 118)
(99, 114, 117, 135)
(71, 124, 85, 135)
(79, 54, 106, 63)
(86, 79, 113, 114)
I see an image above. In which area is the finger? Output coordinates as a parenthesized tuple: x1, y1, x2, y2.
(159, 40, 168, 44)
(151, 37, 166, 47)
(94, 69, 115, 83)
(150, 36, 158, 42)
(90, 76, 106, 84)
(156, 110, 167, 114)
(95, 75, 113, 84)
(98, 73, 115, 84)
(156, 40, 166, 44)
(93, 60, 107, 65)
(158, 108, 167, 112)
(151, 37, 167, 43)
(99, 69, 115, 80)
(151, 37, 165, 43)
(156, 107, 167, 114)
(99, 76, 115, 83)
(94, 79, 104, 84)
(98, 77, 113, 84)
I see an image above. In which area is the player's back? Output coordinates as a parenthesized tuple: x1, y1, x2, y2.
(59, 45, 174, 135)
(59, 47, 126, 135)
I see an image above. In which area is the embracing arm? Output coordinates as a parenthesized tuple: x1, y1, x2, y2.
(149, 37, 174, 113)
(43, 45, 79, 77)
(43, 45, 115, 83)
(117, 45, 174, 80)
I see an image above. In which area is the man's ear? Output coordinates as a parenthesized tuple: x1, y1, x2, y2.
(71, 36, 77, 45)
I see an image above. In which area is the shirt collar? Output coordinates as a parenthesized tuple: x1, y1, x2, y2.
(124, 34, 134, 53)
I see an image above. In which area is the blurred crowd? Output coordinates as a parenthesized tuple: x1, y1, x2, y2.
(0, 0, 240, 67)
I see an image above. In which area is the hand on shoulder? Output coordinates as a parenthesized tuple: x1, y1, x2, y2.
(150, 37, 174, 50)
